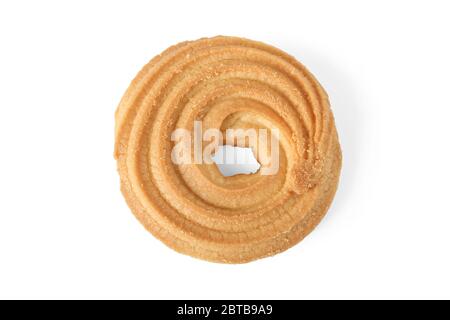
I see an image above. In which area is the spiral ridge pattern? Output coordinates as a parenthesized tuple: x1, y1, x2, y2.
(114, 36, 342, 263)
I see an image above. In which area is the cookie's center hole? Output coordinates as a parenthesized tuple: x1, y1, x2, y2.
(211, 145, 260, 177)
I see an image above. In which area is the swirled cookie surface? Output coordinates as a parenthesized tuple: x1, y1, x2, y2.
(114, 36, 342, 263)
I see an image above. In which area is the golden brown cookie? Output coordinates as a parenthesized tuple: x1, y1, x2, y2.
(114, 36, 342, 263)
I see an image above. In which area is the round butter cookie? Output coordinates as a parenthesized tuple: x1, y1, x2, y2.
(114, 36, 342, 263)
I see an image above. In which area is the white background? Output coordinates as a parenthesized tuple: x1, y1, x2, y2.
(1, 0, 449, 300)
